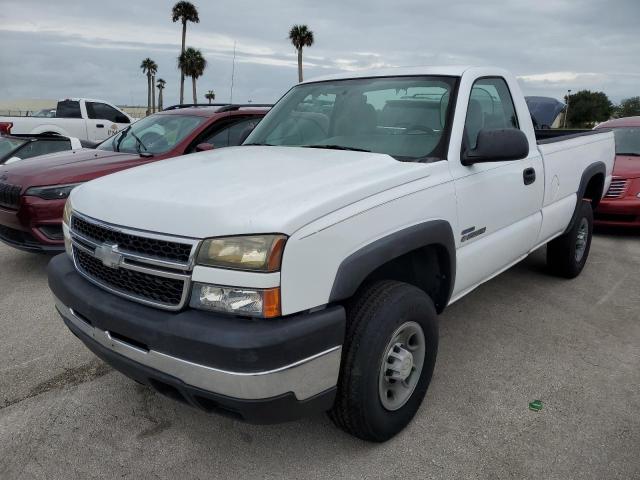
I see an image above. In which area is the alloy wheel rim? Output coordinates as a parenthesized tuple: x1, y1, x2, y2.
(575, 217, 589, 262)
(378, 321, 426, 411)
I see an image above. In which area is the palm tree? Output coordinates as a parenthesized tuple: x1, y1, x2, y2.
(140, 58, 158, 116)
(289, 25, 314, 83)
(157, 78, 166, 111)
(178, 48, 207, 103)
(172, 1, 200, 104)
(205, 90, 215, 104)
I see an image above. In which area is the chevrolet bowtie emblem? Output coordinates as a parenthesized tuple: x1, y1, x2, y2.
(94, 243, 123, 269)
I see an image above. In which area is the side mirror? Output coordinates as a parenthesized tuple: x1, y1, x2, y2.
(462, 128, 529, 166)
(5, 156, 21, 165)
(115, 115, 130, 124)
(196, 142, 215, 152)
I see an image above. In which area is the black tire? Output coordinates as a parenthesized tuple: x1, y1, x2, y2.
(547, 200, 593, 278)
(328, 280, 438, 442)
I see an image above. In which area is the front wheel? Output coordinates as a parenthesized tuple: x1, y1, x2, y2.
(329, 281, 438, 442)
(547, 200, 594, 278)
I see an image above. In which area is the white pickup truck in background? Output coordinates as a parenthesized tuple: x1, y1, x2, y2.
(49, 66, 615, 442)
(0, 98, 133, 142)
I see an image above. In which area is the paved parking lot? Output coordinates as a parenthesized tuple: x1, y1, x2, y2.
(1, 232, 639, 479)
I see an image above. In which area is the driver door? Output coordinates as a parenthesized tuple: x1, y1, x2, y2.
(86, 101, 130, 142)
(450, 77, 544, 297)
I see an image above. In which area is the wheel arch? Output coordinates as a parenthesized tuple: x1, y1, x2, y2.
(328, 220, 456, 313)
(31, 125, 69, 137)
(564, 161, 606, 234)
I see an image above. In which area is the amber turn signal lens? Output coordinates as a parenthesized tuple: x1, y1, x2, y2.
(267, 237, 287, 272)
(261, 287, 281, 318)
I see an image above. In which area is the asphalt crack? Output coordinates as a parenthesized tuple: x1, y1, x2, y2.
(1, 358, 112, 410)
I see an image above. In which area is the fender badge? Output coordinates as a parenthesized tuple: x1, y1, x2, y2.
(461, 226, 486, 243)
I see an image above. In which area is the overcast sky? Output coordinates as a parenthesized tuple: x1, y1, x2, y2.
(1, 0, 639, 107)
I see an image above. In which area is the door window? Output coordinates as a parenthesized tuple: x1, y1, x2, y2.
(199, 118, 260, 149)
(56, 101, 82, 119)
(464, 77, 519, 150)
(87, 102, 128, 123)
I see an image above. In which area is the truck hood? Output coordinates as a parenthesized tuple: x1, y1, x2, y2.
(1, 149, 143, 189)
(613, 154, 640, 179)
(72, 146, 431, 238)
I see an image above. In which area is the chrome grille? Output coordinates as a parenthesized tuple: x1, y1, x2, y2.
(69, 213, 198, 310)
(72, 215, 192, 263)
(0, 182, 21, 210)
(605, 179, 629, 198)
(74, 248, 185, 307)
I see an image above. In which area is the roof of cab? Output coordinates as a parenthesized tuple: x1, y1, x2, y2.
(60, 98, 115, 103)
(303, 65, 474, 84)
(155, 106, 270, 117)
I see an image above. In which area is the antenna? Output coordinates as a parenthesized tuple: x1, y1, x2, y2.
(230, 41, 236, 103)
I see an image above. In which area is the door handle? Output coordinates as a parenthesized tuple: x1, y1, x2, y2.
(96, 124, 104, 128)
(523, 167, 536, 185)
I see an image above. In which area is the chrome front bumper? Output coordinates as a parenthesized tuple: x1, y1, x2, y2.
(55, 297, 342, 401)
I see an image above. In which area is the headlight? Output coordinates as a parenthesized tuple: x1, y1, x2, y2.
(25, 183, 82, 200)
(196, 234, 287, 272)
(62, 200, 73, 258)
(62, 200, 73, 226)
(190, 283, 281, 318)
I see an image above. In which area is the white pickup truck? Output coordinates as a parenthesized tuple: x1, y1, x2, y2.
(0, 98, 133, 142)
(48, 66, 615, 442)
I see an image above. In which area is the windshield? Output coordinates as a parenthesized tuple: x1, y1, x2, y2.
(97, 114, 205, 155)
(612, 127, 640, 156)
(0, 136, 27, 158)
(246, 75, 458, 161)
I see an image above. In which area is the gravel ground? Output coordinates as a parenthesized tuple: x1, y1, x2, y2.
(0, 231, 639, 479)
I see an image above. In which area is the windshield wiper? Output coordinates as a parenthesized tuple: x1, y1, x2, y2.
(114, 126, 131, 152)
(617, 152, 640, 156)
(244, 142, 275, 146)
(300, 144, 371, 152)
(130, 131, 149, 155)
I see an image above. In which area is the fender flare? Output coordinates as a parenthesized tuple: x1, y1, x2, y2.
(328, 220, 456, 313)
(564, 161, 606, 234)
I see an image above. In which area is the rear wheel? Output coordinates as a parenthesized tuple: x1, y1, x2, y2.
(329, 280, 438, 442)
(547, 200, 593, 278)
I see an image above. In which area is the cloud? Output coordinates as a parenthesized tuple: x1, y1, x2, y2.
(518, 72, 606, 84)
(0, 0, 639, 105)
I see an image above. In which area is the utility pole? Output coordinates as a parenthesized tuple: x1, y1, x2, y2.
(230, 41, 236, 104)
(564, 89, 572, 128)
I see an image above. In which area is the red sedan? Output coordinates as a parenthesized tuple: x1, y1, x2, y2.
(594, 116, 640, 228)
(0, 105, 267, 253)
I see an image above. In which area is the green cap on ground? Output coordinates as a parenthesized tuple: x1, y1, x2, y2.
(528, 400, 543, 412)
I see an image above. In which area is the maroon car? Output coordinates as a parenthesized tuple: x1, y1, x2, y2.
(594, 116, 640, 227)
(0, 105, 268, 252)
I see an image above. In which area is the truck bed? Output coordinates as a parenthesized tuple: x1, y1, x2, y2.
(535, 129, 601, 144)
(536, 129, 615, 209)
